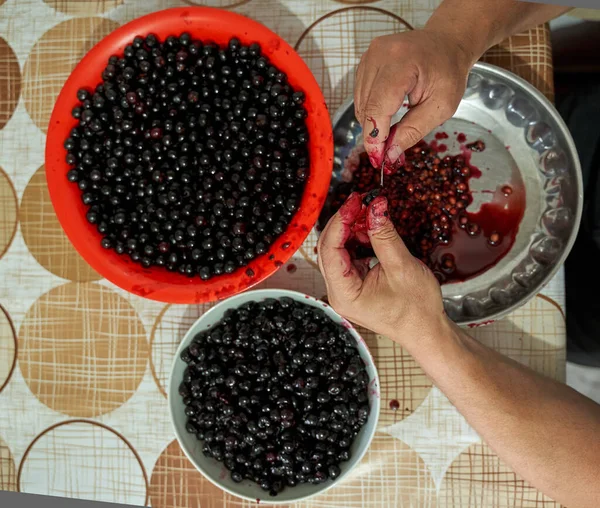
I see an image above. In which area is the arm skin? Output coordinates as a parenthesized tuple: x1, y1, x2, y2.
(403, 6, 599, 503)
(426, 0, 572, 62)
(403, 319, 600, 508)
(318, 196, 600, 508)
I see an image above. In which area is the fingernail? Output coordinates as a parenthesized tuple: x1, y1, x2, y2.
(339, 192, 361, 222)
(368, 153, 381, 168)
(367, 196, 389, 231)
(385, 145, 404, 164)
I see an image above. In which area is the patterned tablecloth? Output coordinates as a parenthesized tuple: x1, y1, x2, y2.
(0, 0, 566, 507)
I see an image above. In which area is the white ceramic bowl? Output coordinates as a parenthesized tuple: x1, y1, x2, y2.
(168, 288, 380, 504)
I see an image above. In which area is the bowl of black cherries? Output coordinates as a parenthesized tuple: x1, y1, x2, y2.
(46, 8, 333, 304)
(168, 289, 380, 503)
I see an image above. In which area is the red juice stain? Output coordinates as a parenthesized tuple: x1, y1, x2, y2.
(429, 140, 448, 153)
(457, 132, 467, 143)
(468, 320, 496, 328)
(286, 263, 297, 273)
(389, 400, 400, 410)
(366, 116, 378, 138)
(459, 148, 482, 178)
(313, 246, 318, 254)
(435, 132, 449, 140)
(466, 140, 486, 152)
(502, 185, 512, 196)
(430, 182, 526, 283)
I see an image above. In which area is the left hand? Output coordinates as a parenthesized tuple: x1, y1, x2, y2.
(316, 192, 446, 342)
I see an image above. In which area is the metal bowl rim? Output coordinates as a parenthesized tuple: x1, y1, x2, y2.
(330, 62, 583, 325)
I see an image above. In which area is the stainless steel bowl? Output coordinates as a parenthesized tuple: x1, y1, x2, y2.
(320, 62, 583, 326)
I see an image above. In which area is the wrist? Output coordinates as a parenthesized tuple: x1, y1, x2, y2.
(423, 13, 491, 69)
(389, 313, 463, 358)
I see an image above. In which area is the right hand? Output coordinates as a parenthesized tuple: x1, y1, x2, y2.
(317, 193, 447, 343)
(354, 29, 476, 168)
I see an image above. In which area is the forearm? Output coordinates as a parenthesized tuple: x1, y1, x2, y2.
(400, 319, 600, 508)
(425, 0, 571, 65)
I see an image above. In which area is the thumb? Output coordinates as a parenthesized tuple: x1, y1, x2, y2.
(360, 75, 415, 169)
(384, 97, 455, 164)
(366, 196, 412, 269)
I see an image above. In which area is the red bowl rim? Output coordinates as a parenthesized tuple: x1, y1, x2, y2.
(45, 7, 333, 303)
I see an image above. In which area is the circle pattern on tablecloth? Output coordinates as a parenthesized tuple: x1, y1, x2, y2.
(149, 439, 232, 508)
(295, 7, 412, 113)
(22, 17, 119, 132)
(18, 420, 148, 504)
(20, 166, 101, 281)
(299, 230, 320, 271)
(0, 166, 18, 262)
(254, 256, 327, 294)
(334, 0, 380, 3)
(0, 37, 21, 131)
(150, 303, 216, 398)
(43, 0, 124, 15)
(181, 0, 252, 7)
(311, 433, 437, 507)
(0, 436, 17, 491)
(0, 304, 17, 395)
(438, 441, 558, 507)
(18, 282, 149, 417)
(481, 25, 554, 102)
(356, 325, 432, 427)
(468, 294, 566, 380)
(151, 261, 328, 398)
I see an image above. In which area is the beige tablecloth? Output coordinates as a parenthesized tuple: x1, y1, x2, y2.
(0, 0, 565, 506)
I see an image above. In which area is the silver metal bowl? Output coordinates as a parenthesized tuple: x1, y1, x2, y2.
(319, 62, 583, 326)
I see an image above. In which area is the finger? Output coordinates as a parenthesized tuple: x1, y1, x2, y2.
(317, 193, 364, 300)
(384, 97, 455, 164)
(356, 69, 381, 141)
(352, 258, 371, 279)
(366, 196, 412, 270)
(362, 70, 416, 168)
(354, 53, 367, 119)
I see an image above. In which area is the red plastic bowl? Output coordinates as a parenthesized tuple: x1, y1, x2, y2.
(45, 7, 333, 303)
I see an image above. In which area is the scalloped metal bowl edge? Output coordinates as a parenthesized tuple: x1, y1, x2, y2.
(325, 62, 582, 326)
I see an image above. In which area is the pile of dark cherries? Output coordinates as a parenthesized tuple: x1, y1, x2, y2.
(179, 296, 371, 496)
(65, 33, 310, 280)
(329, 141, 482, 268)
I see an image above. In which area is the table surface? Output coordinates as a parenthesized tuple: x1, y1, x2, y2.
(0, 0, 566, 507)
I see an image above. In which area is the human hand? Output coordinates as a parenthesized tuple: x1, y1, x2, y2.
(354, 29, 475, 168)
(317, 192, 447, 343)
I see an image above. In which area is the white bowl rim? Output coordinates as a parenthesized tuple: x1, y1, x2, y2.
(167, 288, 381, 504)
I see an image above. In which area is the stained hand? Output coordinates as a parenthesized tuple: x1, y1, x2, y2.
(317, 193, 445, 342)
(354, 30, 475, 168)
